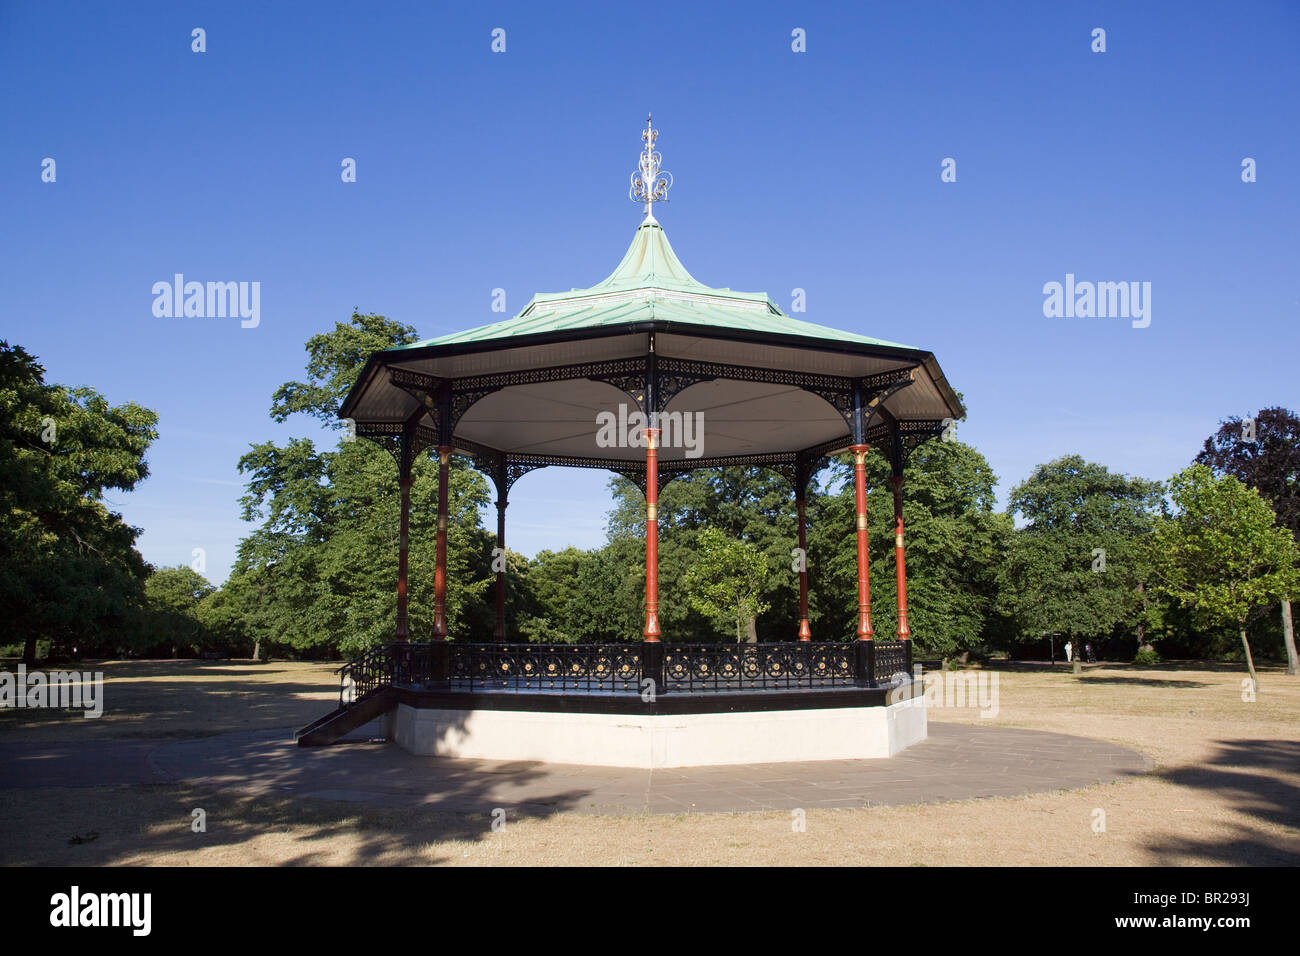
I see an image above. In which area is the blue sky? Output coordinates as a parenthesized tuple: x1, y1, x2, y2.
(3, 1, 1297, 583)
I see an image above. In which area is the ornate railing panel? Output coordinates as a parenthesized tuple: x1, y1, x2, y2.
(872, 641, 911, 683)
(338, 640, 916, 703)
(448, 642, 643, 692)
(662, 642, 856, 692)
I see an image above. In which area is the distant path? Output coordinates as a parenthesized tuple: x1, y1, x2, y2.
(0, 723, 1152, 814)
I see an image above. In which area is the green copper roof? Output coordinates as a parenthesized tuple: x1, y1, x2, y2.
(389, 218, 914, 352)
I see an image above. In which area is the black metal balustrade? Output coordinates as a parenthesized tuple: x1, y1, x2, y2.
(662, 643, 856, 692)
(450, 642, 644, 692)
(338, 640, 915, 706)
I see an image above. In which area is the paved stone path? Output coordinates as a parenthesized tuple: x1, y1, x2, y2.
(0, 723, 1152, 815)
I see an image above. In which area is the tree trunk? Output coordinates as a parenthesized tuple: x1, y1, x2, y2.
(1136, 582, 1146, 652)
(745, 615, 758, 644)
(252, 640, 262, 663)
(22, 634, 37, 666)
(1240, 627, 1259, 695)
(1282, 599, 1297, 676)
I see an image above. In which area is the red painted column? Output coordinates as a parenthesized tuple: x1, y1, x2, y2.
(432, 446, 450, 640)
(493, 498, 507, 641)
(796, 498, 811, 640)
(892, 475, 911, 641)
(396, 477, 412, 641)
(643, 427, 661, 641)
(850, 445, 874, 640)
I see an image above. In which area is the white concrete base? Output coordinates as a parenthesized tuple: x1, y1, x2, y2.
(392, 698, 927, 768)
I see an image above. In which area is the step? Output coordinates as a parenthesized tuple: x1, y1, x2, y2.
(296, 688, 397, 746)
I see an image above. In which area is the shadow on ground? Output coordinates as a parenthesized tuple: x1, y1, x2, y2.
(1074, 676, 1213, 689)
(1146, 738, 1300, 865)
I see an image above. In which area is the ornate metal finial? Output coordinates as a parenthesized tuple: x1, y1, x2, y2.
(629, 112, 672, 220)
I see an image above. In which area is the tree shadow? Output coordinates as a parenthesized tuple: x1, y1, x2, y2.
(1075, 676, 1213, 689)
(1146, 739, 1300, 865)
(1, 708, 599, 866)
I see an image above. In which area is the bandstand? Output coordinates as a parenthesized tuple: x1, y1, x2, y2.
(297, 117, 964, 768)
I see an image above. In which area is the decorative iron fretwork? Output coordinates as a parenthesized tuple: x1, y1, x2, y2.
(588, 371, 647, 410)
(353, 422, 405, 472)
(872, 641, 911, 682)
(657, 357, 853, 404)
(354, 421, 439, 475)
(390, 367, 442, 406)
(654, 367, 716, 411)
(504, 461, 544, 494)
(378, 359, 921, 438)
(657, 451, 801, 493)
(450, 643, 646, 693)
(661, 643, 856, 692)
(336, 641, 917, 703)
(454, 357, 644, 395)
(855, 369, 917, 439)
(450, 385, 503, 434)
(897, 418, 949, 464)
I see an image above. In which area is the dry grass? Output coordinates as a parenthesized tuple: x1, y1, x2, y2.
(1, 659, 1297, 866)
(0, 659, 338, 741)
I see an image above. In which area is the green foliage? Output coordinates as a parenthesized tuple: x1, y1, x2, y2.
(606, 468, 798, 641)
(270, 311, 420, 427)
(1134, 646, 1162, 665)
(680, 527, 771, 642)
(1151, 465, 1300, 631)
(222, 312, 492, 657)
(1195, 407, 1300, 541)
(0, 342, 159, 662)
(997, 455, 1164, 648)
(141, 565, 216, 655)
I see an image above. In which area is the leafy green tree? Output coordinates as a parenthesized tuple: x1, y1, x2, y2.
(1151, 465, 1300, 692)
(605, 468, 800, 641)
(999, 455, 1165, 672)
(228, 313, 493, 656)
(143, 565, 217, 656)
(566, 540, 643, 641)
(0, 342, 159, 663)
(1195, 407, 1300, 673)
(680, 527, 771, 643)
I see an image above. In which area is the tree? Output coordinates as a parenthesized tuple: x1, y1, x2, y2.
(515, 547, 588, 643)
(604, 468, 798, 641)
(1195, 407, 1300, 674)
(1152, 465, 1300, 692)
(227, 313, 493, 656)
(999, 455, 1164, 672)
(143, 565, 217, 657)
(0, 342, 159, 663)
(680, 527, 771, 643)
